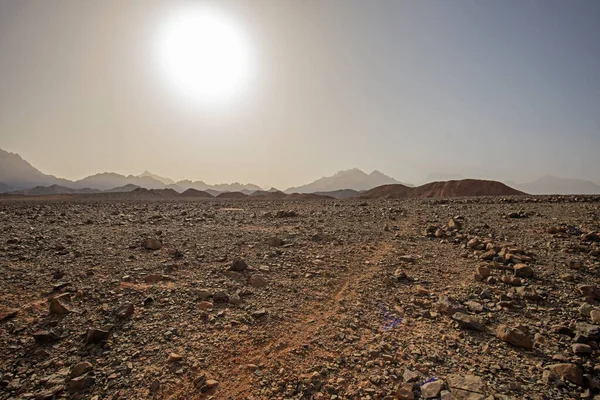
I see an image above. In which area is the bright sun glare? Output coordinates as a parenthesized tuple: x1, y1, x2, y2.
(156, 6, 252, 104)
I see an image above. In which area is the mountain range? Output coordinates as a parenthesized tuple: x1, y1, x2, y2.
(284, 168, 410, 194)
(2, 148, 600, 195)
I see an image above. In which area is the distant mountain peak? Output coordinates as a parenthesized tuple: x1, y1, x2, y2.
(285, 168, 409, 194)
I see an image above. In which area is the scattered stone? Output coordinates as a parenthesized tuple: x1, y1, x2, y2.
(572, 343, 592, 354)
(85, 328, 110, 344)
(168, 353, 183, 363)
(143, 274, 163, 284)
(70, 362, 92, 379)
(198, 301, 213, 310)
(501, 275, 522, 286)
(396, 383, 415, 400)
(115, 303, 134, 319)
(437, 296, 465, 316)
(67, 373, 95, 392)
(229, 259, 248, 272)
(547, 364, 583, 386)
(49, 295, 72, 315)
(513, 264, 534, 278)
(452, 313, 486, 332)
(33, 330, 59, 344)
(142, 238, 162, 250)
(495, 325, 533, 349)
(421, 380, 444, 398)
(446, 374, 485, 398)
(267, 237, 284, 247)
(248, 274, 267, 287)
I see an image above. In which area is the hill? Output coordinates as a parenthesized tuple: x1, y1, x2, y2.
(359, 179, 524, 199)
(180, 188, 214, 197)
(507, 176, 600, 195)
(285, 168, 407, 193)
(10, 185, 100, 196)
(216, 191, 248, 199)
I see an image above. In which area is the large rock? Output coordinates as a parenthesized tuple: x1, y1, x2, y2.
(395, 383, 415, 400)
(70, 362, 92, 379)
(49, 294, 72, 315)
(575, 323, 600, 340)
(547, 364, 583, 386)
(446, 374, 485, 399)
(421, 380, 444, 398)
(578, 285, 600, 300)
(452, 313, 486, 332)
(513, 264, 534, 278)
(229, 259, 248, 272)
(495, 325, 533, 349)
(85, 328, 110, 344)
(437, 296, 465, 316)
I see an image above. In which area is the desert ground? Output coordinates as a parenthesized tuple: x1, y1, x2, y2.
(1, 195, 600, 400)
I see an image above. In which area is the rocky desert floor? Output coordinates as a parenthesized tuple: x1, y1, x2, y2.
(1, 195, 600, 400)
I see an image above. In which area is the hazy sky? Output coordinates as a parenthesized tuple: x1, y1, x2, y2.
(1, 0, 599, 188)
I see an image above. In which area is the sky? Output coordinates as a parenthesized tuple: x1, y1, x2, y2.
(1, 0, 599, 188)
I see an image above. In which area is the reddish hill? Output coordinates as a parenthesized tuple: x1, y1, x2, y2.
(357, 184, 413, 199)
(180, 188, 213, 198)
(216, 191, 248, 199)
(358, 180, 525, 199)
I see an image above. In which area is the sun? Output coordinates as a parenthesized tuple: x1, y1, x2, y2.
(156, 6, 252, 104)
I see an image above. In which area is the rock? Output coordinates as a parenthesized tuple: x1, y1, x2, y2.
(223, 270, 245, 282)
(437, 296, 465, 316)
(205, 379, 218, 389)
(396, 383, 415, 400)
(229, 259, 248, 272)
(495, 325, 533, 349)
(547, 364, 583, 386)
(477, 265, 491, 278)
(143, 274, 163, 284)
(501, 275, 522, 286)
(579, 303, 595, 317)
(251, 309, 267, 318)
(85, 328, 110, 344)
(464, 301, 484, 313)
(569, 260, 583, 270)
(515, 286, 542, 301)
(33, 330, 59, 344)
(446, 374, 485, 399)
(572, 343, 592, 354)
(452, 313, 486, 332)
(67, 373, 95, 392)
(70, 362, 92, 379)
(421, 380, 444, 398)
(513, 264, 534, 278)
(168, 353, 183, 363)
(142, 238, 162, 250)
(49, 295, 72, 315)
(115, 303, 134, 319)
(578, 285, 600, 300)
(198, 301, 213, 310)
(575, 322, 600, 340)
(448, 219, 462, 230)
(561, 273, 575, 282)
(149, 380, 161, 392)
(229, 294, 241, 305)
(480, 250, 496, 261)
(467, 238, 481, 249)
(403, 369, 420, 382)
(196, 289, 212, 300)
(267, 237, 283, 247)
(213, 291, 229, 303)
(248, 274, 267, 288)
(591, 310, 600, 324)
